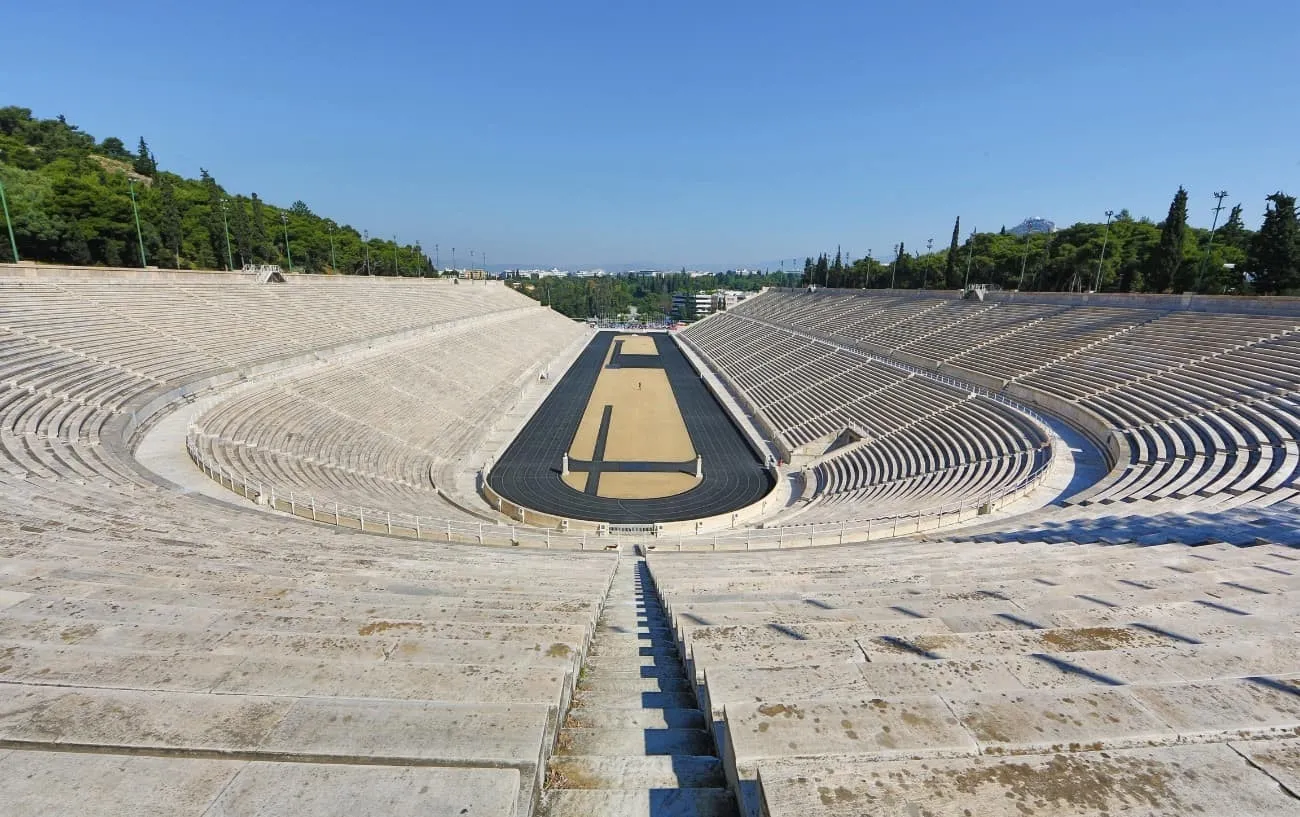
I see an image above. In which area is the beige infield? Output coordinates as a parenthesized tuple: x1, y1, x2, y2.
(560, 335, 701, 500)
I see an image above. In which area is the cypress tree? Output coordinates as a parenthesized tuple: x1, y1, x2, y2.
(1247, 192, 1299, 294)
(229, 196, 254, 267)
(1217, 204, 1249, 251)
(158, 175, 183, 267)
(133, 137, 155, 175)
(1148, 185, 1189, 292)
(945, 216, 961, 287)
(250, 194, 271, 262)
(199, 169, 227, 269)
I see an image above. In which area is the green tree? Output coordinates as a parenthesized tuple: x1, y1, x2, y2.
(1147, 186, 1189, 292)
(99, 136, 132, 161)
(249, 194, 271, 262)
(1246, 193, 1299, 294)
(1216, 204, 1249, 252)
(229, 196, 254, 267)
(133, 137, 156, 176)
(945, 216, 961, 287)
(157, 174, 183, 268)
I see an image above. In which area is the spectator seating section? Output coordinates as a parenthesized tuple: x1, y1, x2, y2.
(189, 308, 583, 518)
(698, 290, 1300, 516)
(682, 310, 1053, 524)
(648, 534, 1300, 817)
(0, 272, 616, 816)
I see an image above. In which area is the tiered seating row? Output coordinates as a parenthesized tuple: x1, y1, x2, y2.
(0, 469, 616, 816)
(684, 310, 1052, 524)
(708, 290, 1300, 510)
(191, 308, 585, 519)
(648, 537, 1300, 817)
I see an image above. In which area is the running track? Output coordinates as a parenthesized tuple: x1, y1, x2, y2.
(486, 332, 773, 524)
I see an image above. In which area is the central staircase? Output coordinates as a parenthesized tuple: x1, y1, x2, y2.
(539, 557, 737, 816)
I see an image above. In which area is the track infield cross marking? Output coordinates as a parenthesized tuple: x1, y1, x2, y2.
(561, 334, 700, 500)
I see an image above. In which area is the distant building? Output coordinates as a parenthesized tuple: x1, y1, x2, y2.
(671, 292, 714, 319)
(711, 290, 756, 311)
(1008, 217, 1056, 236)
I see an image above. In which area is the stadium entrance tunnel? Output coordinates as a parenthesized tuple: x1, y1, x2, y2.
(484, 332, 775, 525)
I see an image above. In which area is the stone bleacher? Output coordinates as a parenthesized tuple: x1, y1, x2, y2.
(698, 290, 1300, 528)
(189, 307, 584, 520)
(682, 308, 1055, 526)
(0, 271, 617, 816)
(648, 534, 1300, 816)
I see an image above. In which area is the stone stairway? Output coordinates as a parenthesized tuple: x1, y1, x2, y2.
(540, 557, 738, 817)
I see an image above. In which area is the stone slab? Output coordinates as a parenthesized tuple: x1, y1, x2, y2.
(858, 625, 1174, 662)
(213, 657, 567, 703)
(725, 696, 977, 765)
(702, 666, 877, 713)
(206, 762, 519, 817)
(1126, 677, 1300, 739)
(857, 656, 1038, 696)
(678, 619, 955, 650)
(757, 743, 1300, 817)
(389, 636, 583, 666)
(946, 687, 1174, 752)
(0, 644, 246, 692)
(0, 588, 32, 608)
(690, 639, 865, 669)
(0, 749, 241, 817)
(0, 683, 291, 750)
(0, 617, 233, 652)
(261, 698, 551, 766)
(1233, 737, 1300, 797)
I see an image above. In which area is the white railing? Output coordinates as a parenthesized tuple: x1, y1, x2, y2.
(185, 422, 1052, 551)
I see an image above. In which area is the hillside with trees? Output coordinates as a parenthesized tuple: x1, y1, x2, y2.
(801, 186, 1297, 295)
(0, 107, 431, 274)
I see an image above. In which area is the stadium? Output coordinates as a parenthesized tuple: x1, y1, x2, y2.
(0, 263, 1296, 816)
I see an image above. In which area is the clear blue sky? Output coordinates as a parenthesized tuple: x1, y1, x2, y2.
(4, 1, 1297, 269)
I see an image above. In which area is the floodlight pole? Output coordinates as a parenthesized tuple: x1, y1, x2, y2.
(922, 237, 933, 289)
(220, 199, 234, 271)
(128, 179, 147, 268)
(363, 230, 371, 275)
(280, 212, 292, 272)
(1017, 233, 1032, 289)
(393, 235, 399, 275)
(415, 242, 423, 277)
(1196, 192, 1229, 293)
(1093, 210, 1114, 292)
(0, 179, 18, 263)
(435, 243, 440, 271)
(890, 244, 900, 289)
(963, 229, 976, 289)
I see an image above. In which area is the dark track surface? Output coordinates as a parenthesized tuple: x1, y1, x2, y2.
(487, 332, 773, 524)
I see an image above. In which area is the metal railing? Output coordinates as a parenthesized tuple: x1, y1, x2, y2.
(185, 423, 1053, 551)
